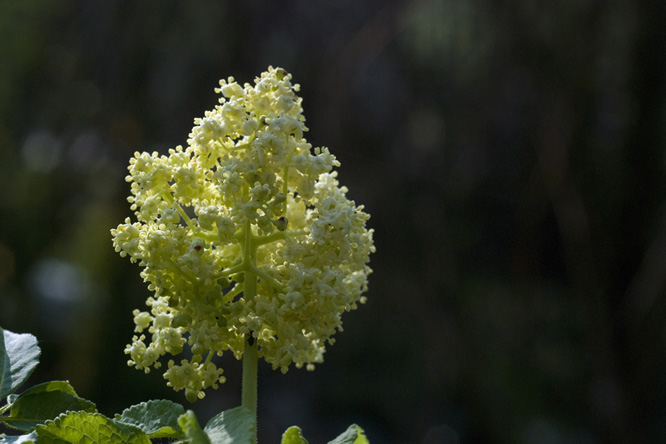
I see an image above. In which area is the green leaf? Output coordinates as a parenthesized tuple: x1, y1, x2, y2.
(115, 399, 185, 439)
(353, 425, 369, 444)
(178, 410, 211, 444)
(34, 411, 151, 444)
(203, 406, 255, 444)
(327, 424, 369, 444)
(3, 381, 96, 431)
(281, 425, 309, 444)
(0, 328, 41, 399)
(0, 432, 36, 443)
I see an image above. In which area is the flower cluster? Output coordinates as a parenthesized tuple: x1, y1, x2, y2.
(111, 67, 374, 402)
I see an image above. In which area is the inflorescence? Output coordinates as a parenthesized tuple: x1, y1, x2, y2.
(111, 67, 374, 402)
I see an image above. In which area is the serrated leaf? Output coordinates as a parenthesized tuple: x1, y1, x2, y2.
(0, 328, 41, 399)
(0, 431, 36, 443)
(115, 399, 185, 439)
(327, 424, 369, 444)
(281, 425, 309, 444)
(203, 406, 255, 444)
(178, 410, 210, 444)
(4, 381, 96, 431)
(35, 411, 150, 444)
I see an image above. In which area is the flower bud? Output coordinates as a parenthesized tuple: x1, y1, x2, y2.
(273, 216, 288, 231)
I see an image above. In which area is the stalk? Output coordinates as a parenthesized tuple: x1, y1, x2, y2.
(242, 336, 258, 443)
(241, 222, 259, 443)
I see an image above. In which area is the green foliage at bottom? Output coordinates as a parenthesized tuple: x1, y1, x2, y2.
(327, 424, 369, 444)
(281, 426, 309, 444)
(115, 399, 185, 439)
(35, 412, 150, 444)
(0, 328, 40, 399)
(0, 326, 369, 444)
(203, 406, 255, 444)
(4, 381, 96, 432)
(281, 424, 369, 444)
(178, 410, 211, 444)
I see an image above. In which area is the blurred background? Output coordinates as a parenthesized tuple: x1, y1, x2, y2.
(1, 1, 666, 443)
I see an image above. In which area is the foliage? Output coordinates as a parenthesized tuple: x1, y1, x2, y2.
(0, 326, 367, 443)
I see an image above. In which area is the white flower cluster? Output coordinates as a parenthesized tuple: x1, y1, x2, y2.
(111, 67, 374, 402)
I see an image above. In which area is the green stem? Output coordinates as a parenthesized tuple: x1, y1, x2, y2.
(282, 165, 289, 215)
(242, 337, 258, 443)
(254, 228, 306, 246)
(161, 191, 197, 232)
(241, 221, 258, 443)
(252, 265, 286, 292)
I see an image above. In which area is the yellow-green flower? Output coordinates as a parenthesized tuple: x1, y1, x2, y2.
(111, 66, 374, 402)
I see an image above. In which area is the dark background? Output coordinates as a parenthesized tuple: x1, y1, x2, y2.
(2, 1, 666, 443)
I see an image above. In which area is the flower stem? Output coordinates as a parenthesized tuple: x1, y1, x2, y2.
(242, 336, 258, 443)
(241, 221, 258, 443)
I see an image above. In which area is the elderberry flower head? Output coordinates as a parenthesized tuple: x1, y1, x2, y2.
(111, 66, 374, 402)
